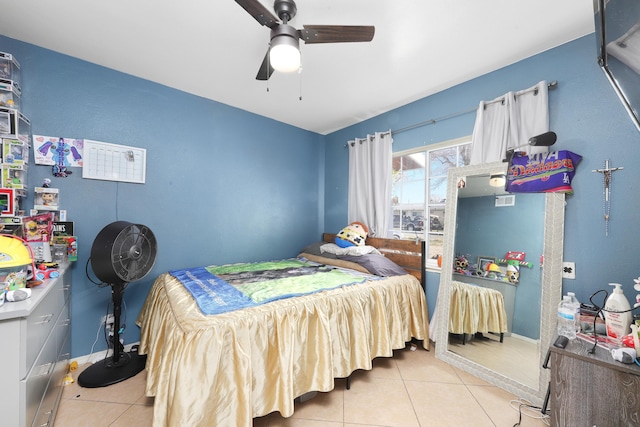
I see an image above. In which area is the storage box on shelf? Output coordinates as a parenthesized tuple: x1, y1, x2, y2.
(0, 107, 31, 146)
(0, 51, 20, 85)
(0, 216, 23, 237)
(2, 137, 28, 165)
(2, 164, 27, 190)
(0, 79, 20, 109)
(34, 187, 59, 211)
(1, 138, 30, 216)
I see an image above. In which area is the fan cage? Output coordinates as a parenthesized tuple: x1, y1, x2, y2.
(90, 221, 157, 285)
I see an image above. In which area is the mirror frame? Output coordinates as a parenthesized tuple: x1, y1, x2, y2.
(594, 0, 640, 132)
(435, 161, 565, 404)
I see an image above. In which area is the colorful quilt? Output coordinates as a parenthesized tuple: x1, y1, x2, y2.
(170, 258, 378, 315)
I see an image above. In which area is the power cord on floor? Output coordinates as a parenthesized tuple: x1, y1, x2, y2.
(88, 315, 109, 363)
(510, 398, 550, 426)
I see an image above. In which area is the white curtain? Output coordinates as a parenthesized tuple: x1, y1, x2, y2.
(469, 80, 550, 165)
(347, 131, 393, 237)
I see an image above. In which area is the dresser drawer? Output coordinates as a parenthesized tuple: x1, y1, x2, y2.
(32, 328, 70, 427)
(23, 297, 70, 427)
(53, 301, 70, 358)
(22, 280, 65, 378)
(61, 269, 71, 303)
(22, 323, 59, 427)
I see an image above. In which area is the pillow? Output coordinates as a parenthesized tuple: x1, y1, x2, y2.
(320, 243, 381, 256)
(300, 241, 337, 259)
(299, 253, 372, 274)
(338, 253, 407, 277)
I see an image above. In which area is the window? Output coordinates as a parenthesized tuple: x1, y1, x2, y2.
(391, 136, 471, 269)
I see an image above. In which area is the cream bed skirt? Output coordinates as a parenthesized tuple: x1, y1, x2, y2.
(137, 272, 429, 427)
(448, 280, 508, 335)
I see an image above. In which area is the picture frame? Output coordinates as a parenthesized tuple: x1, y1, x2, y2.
(477, 256, 496, 272)
(0, 187, 14, 216)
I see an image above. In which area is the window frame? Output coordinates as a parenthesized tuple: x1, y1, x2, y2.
(392, 136, 472, 271)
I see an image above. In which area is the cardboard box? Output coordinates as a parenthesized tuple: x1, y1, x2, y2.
(2, 164, 27, 189)
(52, 221, 73, 237)
(34, 187, 59, 211)
(0, 188, 14, 216)
(22, 212, 53, 242)
(0, 216, 22, 238)
(52, 235, 76, 261)
(51, 243, 67, 263)
(2, 138, 28, 165)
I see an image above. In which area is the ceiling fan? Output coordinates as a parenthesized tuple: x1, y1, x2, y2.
(235, 0, 375, 80)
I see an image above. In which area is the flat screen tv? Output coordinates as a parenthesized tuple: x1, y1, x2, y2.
(594, 0, 640, 132)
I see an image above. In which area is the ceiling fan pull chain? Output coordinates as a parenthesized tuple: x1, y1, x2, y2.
(298, 53, 303, 101)
(266, 43, 271, 92)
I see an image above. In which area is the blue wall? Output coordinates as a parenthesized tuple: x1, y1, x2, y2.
(325, 34, 640, 320)
(0, 36, 325, 358)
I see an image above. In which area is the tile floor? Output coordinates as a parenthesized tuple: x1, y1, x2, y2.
(55, 343, 550, 426)
(448, 333, 540, 389)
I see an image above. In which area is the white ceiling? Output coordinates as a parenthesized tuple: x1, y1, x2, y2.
(0, 0, 595, 135)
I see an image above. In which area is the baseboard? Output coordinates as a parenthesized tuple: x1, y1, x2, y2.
(73, 341, 141, 366)
(509, 333, 539, 345)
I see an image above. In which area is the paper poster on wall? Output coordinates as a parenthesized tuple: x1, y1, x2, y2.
(33, 135, 84, 167)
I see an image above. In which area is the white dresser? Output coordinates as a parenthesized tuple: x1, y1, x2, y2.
(0, 264, 71, 427)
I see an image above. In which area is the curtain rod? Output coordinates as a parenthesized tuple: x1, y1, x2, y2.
(347, 80, 559, 143)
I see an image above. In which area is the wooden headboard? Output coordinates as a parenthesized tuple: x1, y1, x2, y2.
(323, 233, 425, 290)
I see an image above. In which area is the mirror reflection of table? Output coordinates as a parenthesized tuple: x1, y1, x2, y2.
(549, 337, 640, 426)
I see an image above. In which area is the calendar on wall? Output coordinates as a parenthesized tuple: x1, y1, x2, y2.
(82, 140, 146, 184)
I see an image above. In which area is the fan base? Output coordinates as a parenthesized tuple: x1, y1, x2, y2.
(78, 351, 147, 388)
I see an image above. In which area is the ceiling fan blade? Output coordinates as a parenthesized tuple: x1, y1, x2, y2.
(234, 0, 279, 28)
(255, 48, 275, 80)
(298, 25, 375, 44)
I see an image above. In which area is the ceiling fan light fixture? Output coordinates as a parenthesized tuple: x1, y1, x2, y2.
(489, 173, 506, 188)
(270, 26, 301, 73)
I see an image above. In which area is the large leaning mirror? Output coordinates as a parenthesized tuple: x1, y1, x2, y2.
(434, 161, 565, 404)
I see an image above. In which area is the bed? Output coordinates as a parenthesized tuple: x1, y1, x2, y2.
(136, 233, 429, 427)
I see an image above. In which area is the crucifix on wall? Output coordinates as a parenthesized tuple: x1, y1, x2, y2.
(592, 159, 623, 236)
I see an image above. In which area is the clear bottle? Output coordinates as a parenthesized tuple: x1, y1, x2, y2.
(557, 295, 577, 339)
(567, 292, 581, 334)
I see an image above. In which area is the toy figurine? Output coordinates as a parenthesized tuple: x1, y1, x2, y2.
(41, 192, 56, 206)
(335, 222, 369, 247)
(506, 263, 520, 284)
(35, 263, 60, 280)
(484, 262, 502, 279)
(454, 255, 469, 274)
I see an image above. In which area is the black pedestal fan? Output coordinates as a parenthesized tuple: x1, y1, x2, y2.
(78, 221, 157, 388)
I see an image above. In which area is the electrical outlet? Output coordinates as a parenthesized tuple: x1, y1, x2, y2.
(562, 262, 576, 279)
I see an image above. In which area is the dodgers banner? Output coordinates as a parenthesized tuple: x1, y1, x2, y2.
(506, 150, 582, 194)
